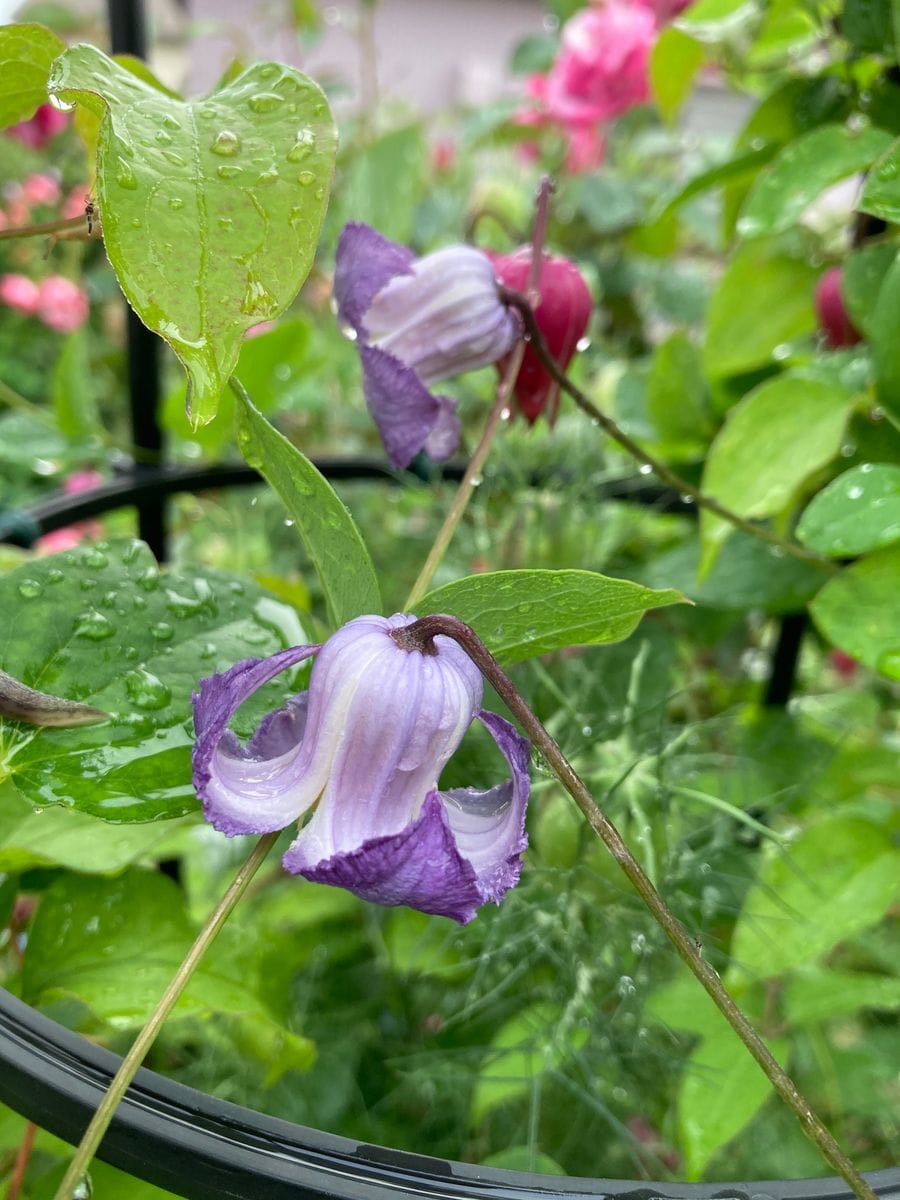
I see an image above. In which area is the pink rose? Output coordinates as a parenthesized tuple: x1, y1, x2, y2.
(21, 172, 61, 208)
(543, 1, 657, 126)
(0, 273, 40, 315)
(6, 104, 69, 150)
(36, 275, 89, 333)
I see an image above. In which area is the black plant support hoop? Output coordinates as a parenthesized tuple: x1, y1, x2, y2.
(1, 0, 879, 1194)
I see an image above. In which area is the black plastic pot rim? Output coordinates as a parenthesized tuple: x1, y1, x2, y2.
(0, 988, 897, 1200)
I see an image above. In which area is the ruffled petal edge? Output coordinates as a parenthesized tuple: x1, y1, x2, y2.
(359, 344, 459, 468)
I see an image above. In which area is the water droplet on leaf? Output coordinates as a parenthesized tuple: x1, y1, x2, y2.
(75, 610, 114, 640)
(211, 130, 241, 156)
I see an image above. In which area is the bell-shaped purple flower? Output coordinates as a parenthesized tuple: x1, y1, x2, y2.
(193, 614, 530, 924)
(333, 223, 519, 469)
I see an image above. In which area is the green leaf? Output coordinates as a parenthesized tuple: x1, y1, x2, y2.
(859, 137, 900, 224)
(678, 1022, 789, 1179)
(737, 125, 892, 238)
(51, 329, 101, 441)
(0, 538, 307, 821)
(234, 385, 381, 627)
(655, 145, 777, 223)
(796, 464, 900, 557)
(162, 316, 312, 455)
(638, 530, 828, 613)
(810, 545, 900, 678)
(48, 44, 337, 427)
(871, 250, 900, 420)
(0, 782, 186, 873)
(842, 242, 896, 338)
(676, 0, 762, 45)
(842, 0, 896, 53)
(646, 330, 711, 455)
(21, 869, 315, 1075)
(470, 1001, 588, 1124)
(730, 816, 900, 979)
(784, 967, 900, 1026)
(417, 570, 686, 664)
(699, 376, 855, 571)
(482, 1148, 566, 1175)
(340, 125, 426, 244)
(0, 23, 65, 128)
(704, 244, 819, 378)
(650, 26, 705, 122)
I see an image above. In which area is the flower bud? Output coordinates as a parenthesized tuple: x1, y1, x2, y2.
(815, 267, 862, 350)
(488, 248, 592, 423)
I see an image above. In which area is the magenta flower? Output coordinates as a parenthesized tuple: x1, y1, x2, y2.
(333, 223, 518, 468)
(6, 103, 68, 150)
(193, 614, 530, 924)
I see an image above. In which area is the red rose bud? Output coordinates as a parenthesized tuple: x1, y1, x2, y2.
(488, 248, 592, 423)
(815, 266, 862, 350)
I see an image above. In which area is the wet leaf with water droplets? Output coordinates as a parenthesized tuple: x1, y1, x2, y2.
(417, 569, 686, 664)
(797, 463, 900, 557)
(48, 45, 337, 428)
(0, 538, 308, 821)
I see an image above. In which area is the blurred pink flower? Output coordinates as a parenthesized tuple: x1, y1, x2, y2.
(540, 1, 656, 127)
(36, 275, 89, 333)
(21, 172, 61, 207)
(431, 138, 456, 173)
(564, 123, 607, 172)
(7, 104, 69, 150)
(0, 273, 41, 315)
(62, 186, 90, 220)
(37, 470, 104, 555)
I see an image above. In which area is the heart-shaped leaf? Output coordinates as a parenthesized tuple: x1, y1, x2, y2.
(48, 44, 337, 427)
(0, 23, 65, 128)
(0, 539, 308, 821)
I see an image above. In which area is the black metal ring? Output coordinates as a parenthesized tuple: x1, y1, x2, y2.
(1, 988, 896, 1200)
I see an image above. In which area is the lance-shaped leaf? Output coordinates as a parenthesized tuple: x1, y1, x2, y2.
(48, 44, 337, 427)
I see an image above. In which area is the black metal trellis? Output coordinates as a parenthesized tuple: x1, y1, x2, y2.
(0, 1, 865, 1196)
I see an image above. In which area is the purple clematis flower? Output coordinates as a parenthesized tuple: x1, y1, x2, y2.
(333, 223, 519, 469)
(193, 614, 530, 924)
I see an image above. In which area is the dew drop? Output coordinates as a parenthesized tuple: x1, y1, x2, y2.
(131, 217, 142, 228)
(80, 547, 109, 569)
(75, 610, 114, 640)
(314, 186, 325, 199)
(258, 64, 278, 79)
(125, 667, 172, 711)
(115, 159, 138, 190)
(47, 568, 64, 584)
(240, 272, 278, 316)
(162, 113, 180, 130)
(217, 164, 241, 180)
(17, 578, 43, 599)
(219, 216, 234, 230)
(639, 463, 653, 476)
(151, 621, 175, 642)
(877, 159, 898, 181)
(248, 92, 285, 113)
(123, 645, 139, 661)
(297, 170, 316, 187)
(155, 129, 173, 145)
(846, 485, 863, 499)
(256, 165, 279, 185)
(137, 567, 160, 592)
(286, 129, 316, 162)
(211, 130, 241, 156)
(161, 149, 185, 166)
(169, 196, 185, 210)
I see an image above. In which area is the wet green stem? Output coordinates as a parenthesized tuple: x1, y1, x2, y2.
(51, 831, 279, 1200)
(498, 287, 836, 573)
(397, 614, 877, 1200)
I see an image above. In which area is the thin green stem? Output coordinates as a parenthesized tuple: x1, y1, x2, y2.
(668, 782, 789, 844)
(0, 379, 55, 424)
(395, 614, 877, 1200)
(404, 177, 555, 610)
(499, 287, 837, 573)
(404, 360, 521, 609)
(52, 831, 279, 1200)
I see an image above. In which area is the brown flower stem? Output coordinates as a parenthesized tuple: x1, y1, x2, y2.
(404, 178, 554, 610)
(6, 1120, 37, 1200)
(51, 831, 279, 1200)
(0, 215, 97, 241)
(395, 613, 877, 1200)
(498, 286, 836, 573)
